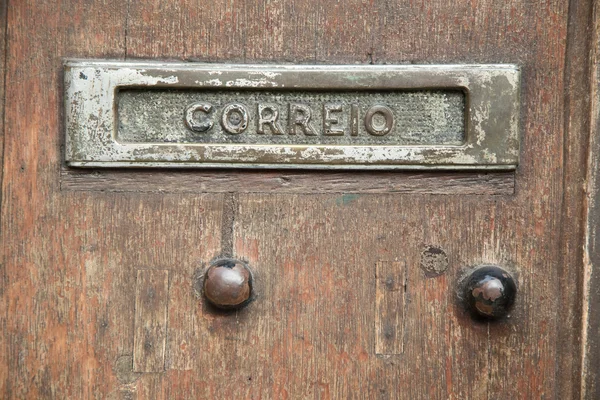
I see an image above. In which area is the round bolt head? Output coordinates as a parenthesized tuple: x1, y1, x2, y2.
(463, 265, 517, 319)
(203, 259, 252, 310)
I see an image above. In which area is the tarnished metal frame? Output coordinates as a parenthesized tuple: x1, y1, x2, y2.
(64, 60, 520, 170)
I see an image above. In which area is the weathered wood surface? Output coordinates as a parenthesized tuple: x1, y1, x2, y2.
(582, 0, 600, 397)
(375, 261, 406, 355)
(0, 4, 224, 399)
(61, 169, 515, 195)
(0, 0, 595, 399)
(133, 270, 169, 373)
(559, 0, 597, 397)
(0, 0, 7, 396)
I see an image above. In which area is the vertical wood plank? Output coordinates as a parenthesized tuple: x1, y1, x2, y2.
(2, 1, 128, 398)
(375, 261, 406, 355)
(582, 0, 600, 397)
(0, 1, 7, 396)
(557, 0, 596, 398)
(1, 0, 228, 398)
(133, 269, 169, 373)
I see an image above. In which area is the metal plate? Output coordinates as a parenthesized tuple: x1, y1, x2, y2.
(64, 60, 520, 170)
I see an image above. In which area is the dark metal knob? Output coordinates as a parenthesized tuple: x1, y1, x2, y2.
(462, 265, 516, 319)
(203, 259, 253, 310)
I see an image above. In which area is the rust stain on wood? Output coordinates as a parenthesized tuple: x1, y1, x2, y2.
(133, 269, 169, 373)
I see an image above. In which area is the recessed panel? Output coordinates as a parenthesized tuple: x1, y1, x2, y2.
(117, 89, 465, 146)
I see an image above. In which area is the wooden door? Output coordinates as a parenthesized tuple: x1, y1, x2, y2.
(1, 0, 598, 398)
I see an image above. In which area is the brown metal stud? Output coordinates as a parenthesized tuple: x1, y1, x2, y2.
(203, 259, 253, 310)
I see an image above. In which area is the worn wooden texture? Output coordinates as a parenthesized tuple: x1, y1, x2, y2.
(0, 2, 225, 399)
(559, 0, 597, 398)
(133, 270, 169, 373)
(0, 0, 7, 397)
(375, 261, 406, 355)
(226, 195, 504, 398)
(0, 0, 594, 399)
(61, 169, 515, 195)
(136, 0, 570, 397)
(582, 0, 600, 397)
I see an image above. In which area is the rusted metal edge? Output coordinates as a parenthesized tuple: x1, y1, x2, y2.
(64, 60, 521, 170)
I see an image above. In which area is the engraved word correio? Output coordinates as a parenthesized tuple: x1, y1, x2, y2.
(184, 102, 395, 137)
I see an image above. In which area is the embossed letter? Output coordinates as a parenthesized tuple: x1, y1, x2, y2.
(257, 104, 284, 135)
(288, 103, 317, 136)
(184, 102, 214, 133)
(323, 103, 345, 136)
(364, 105, 394, 136)
(221, 103, 249, 134)
(350, 104, 359, 136)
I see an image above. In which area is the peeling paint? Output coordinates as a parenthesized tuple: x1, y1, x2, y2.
(224, 78, 279, 88)
(196, 78, 223, 86)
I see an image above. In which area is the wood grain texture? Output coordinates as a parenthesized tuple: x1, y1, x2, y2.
(61, 168, 515, 195)
(133, 269, 169, 373)
(582, 0, 600, 397)
(220, 0, 570, 397)
(2, 3, 127, 397)
(0, 0, 594, 399)
(375, 261, 406, 355)
(557, 0, 596, 397)
(0, 2, 226, 399)
(0, 0, 7, 396)
(227, 195, 495, 399)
